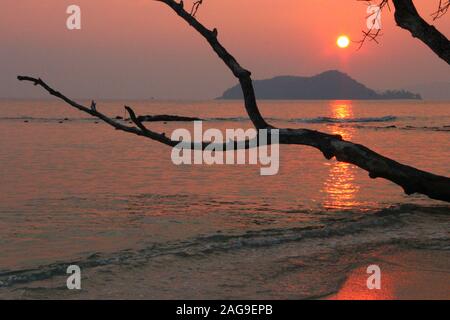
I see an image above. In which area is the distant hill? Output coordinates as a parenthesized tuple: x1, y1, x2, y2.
(404, 82, 450, 100)
(218, 70, 421, 100)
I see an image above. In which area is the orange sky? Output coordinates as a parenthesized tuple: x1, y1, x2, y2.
(0, 0, 449, 99)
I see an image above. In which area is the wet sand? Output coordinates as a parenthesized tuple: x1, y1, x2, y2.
(327, 249, 450, 300)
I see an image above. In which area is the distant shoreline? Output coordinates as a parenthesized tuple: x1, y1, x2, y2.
(219, 71, 422, 100)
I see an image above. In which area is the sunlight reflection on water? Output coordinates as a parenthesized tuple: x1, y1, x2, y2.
(322, 101, 360, 210)
(0, 99, 448, 270)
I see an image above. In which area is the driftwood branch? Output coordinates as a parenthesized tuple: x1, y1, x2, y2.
(155, 0, 450, 202)
(18, 0, 450, 202)
(16, 76, 258, 150)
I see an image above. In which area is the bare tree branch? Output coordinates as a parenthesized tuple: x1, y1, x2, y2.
(158, 0, 270, 130)
(18, 0, 450, 202)
(357, 0, 450, 64)
(392, 0, 450, 64)
(157, 0, 450, 202)
(356, 28, 383, 50)
(431, 0, 450, 20)
(190, 0, 203, 17)
(355, 0, 389, 49)
(17, 76, 258, 151)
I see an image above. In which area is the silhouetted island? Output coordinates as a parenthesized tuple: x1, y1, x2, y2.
(218, 70, 421, 100)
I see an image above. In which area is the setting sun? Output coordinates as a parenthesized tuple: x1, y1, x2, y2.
(337, 35, 350, 48)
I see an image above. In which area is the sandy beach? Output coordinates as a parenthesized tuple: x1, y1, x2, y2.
(327, 249, 450, 300)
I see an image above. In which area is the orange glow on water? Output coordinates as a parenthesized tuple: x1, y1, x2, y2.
(322, 101, 359, 210)
(332, 102, 353, 120)
(330, 265, 396, 300)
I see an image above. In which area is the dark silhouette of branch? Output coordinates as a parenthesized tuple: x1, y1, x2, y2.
(16, 76, 258, 151)
(356, 28, 383, 50)
(392, 0, 450, 64)
(18, 0, 450, 202)
(357, 0, 450, 64)
(432, 0, 450, 20)
(355, 0, 389, 49)
(190, 0, 203, 17)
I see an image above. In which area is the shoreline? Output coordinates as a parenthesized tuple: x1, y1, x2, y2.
(325, 248, 450, 300)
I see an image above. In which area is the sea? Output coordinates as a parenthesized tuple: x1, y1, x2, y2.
(0, 99, 449, 299)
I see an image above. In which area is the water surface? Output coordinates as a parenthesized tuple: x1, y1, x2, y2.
(0, 99, 449, 298)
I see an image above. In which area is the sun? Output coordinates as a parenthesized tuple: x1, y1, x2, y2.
(337, 35, 350, 48)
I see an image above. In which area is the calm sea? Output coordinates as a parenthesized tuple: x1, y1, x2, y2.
(0, 99, 449, 298)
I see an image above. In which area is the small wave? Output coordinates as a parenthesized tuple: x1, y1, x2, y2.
(205, 116, 252, 122)
(290, 116, 398, 124)
(402, 125, 450, 132)
(4, 115, 449, 131)
(1, 204, 448, 288)
(0, 116, 95, 122)
(205, 116, 398, 124)
(335, 123, 450, 132)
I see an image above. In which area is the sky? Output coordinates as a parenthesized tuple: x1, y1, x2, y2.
(0, 0, 449, 100)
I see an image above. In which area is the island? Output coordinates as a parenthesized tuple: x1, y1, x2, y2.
(218, 70, 421, 100)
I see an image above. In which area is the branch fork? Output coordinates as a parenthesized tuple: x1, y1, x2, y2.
(18, 0, 450, 202)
